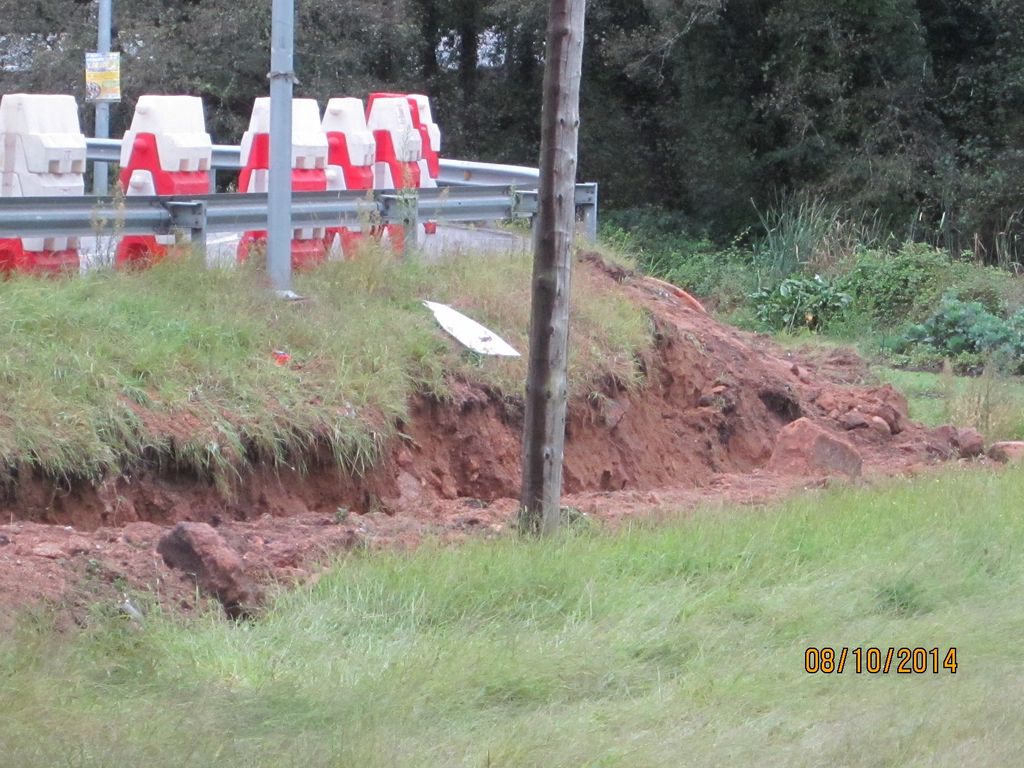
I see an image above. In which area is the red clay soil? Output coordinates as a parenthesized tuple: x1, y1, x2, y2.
(0, 254, 978, 625)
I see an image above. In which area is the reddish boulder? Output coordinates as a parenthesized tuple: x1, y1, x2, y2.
(955, 428, 985, 459)
(857, 385, 907, 434)
(988, 442, 1024, 464)
(874, 384, 909, 420)
(767, 417, 862, 478)
(157, 522, 262, 618)
(868, 416, 892, 437)
(839, 410, 870, 430)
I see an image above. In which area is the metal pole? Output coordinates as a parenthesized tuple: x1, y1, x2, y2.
(267, 0, 295, 293)
(93, 0, 112, 195)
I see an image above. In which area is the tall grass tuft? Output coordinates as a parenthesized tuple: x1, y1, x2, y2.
(940, 359, 1024, 439)
(752, 194, 892, 285)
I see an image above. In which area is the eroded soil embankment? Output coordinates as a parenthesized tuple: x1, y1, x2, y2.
(0, 257, 970, 620)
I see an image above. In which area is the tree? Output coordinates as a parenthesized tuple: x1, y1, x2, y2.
(518, 0, 586, 535)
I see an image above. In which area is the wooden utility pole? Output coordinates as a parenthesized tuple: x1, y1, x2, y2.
(519, 0, 587, 535)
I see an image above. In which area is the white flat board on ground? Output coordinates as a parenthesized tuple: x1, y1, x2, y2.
(422, 300, 520, 357)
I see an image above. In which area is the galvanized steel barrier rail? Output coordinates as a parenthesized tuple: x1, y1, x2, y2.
(2, 139, 597, 246)
(0, 184, 599, 252)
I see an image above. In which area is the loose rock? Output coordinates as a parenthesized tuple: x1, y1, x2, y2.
(157, 522, 262, 618)
(956, 428, 985, 459)
(988, 441, 1024, 464)
(31, 542, 66, 560)
(767, 417, 863, 478)
(839, 410, 870, 430)
(868, 416, 892, 437)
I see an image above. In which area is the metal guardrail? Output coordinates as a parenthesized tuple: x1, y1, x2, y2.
(436, 159, 540, 187)
(30, 140, 600, 247)
(0, 184, 599, 250)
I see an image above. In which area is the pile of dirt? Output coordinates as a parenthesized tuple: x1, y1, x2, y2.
(0, 254, 985, 622)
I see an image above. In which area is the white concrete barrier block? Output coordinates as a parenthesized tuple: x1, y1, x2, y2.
(0, 161, 84, 197)
(0, 94, 86, 176)
(240, 97, 327, 170)
(417, 159, 437, 188)
(120, 95, 213, 172)
(323, 98, 376, 166)
(408, 94, 441, 152)
(366, 97, 423, 162)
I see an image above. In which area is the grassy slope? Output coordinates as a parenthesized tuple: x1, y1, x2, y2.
(0, 250, 649, 486)
(878, 368, 1024, 441)
(3, 467, 1023, 766)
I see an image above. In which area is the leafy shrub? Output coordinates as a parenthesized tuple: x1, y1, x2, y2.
(841, 244, 964, 323)
(600, 212, 757, 311)
(600, 207, 704, 275)
(661, 247, 756, 313)
(900, 296, 1024, 373)
(949, 264, 1024, 317)
(750, 275, 852, 332)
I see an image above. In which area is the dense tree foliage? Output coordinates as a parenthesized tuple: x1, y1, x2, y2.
(1, 0, 1021, 259)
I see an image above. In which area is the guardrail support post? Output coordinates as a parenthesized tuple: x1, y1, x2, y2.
(579, 183, 598, 242)
(381, 193, 419, 259)
(167, 200, 208, 255)
(403, 195, 419, 260)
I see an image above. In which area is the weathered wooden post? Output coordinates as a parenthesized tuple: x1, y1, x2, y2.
(518, 0, 587, 535)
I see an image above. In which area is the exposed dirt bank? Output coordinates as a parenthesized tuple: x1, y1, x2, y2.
(0, 256, 976, 623)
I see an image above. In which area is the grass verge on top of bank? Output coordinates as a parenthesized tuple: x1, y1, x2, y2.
(0, 247, 650, 489)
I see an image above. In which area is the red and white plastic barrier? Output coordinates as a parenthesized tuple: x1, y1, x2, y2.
(322, 97, 375, 258)
(367, 92, 443, 238)
(366, 94, 422, 191)
(407, 93, 441, 187)
(0, 94, 85, 274)
(406, 94, 441, 234)
(116, 95, 213, 267)
(236, 97, 329, 269)
(366, 94, 426, 251)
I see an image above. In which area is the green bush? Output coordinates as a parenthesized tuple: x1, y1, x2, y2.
(750, 275, 852, 332)
(661, 248, 756, 313)
(600, 208, 704, 275)
(600, 211, 757, 311)
(900, 296, 1024, 373)
(949, 264, 1024, 317)
(841, 243, 963, 323)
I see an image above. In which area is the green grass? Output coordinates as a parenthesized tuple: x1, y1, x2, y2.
(0, 249, 650, 488)
(3, 467, 1024, 766)
(878, 367, 1024, 440)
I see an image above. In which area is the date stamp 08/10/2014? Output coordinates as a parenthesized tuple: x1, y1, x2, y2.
(804, 647, 958, 675)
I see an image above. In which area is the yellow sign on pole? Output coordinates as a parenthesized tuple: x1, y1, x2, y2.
(85, 52, 121, 103)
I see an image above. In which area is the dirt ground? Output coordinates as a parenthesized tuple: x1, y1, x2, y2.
(0, 255, 977, 625)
